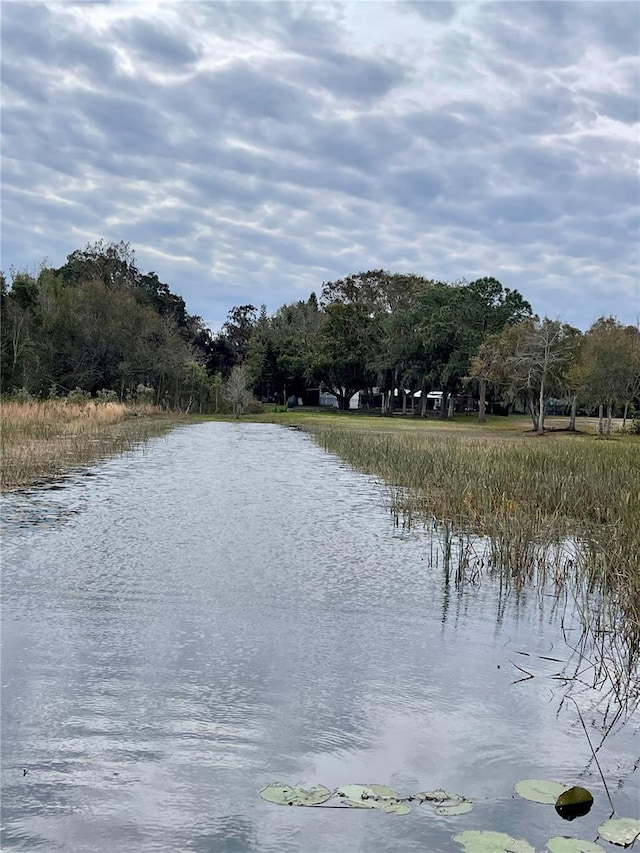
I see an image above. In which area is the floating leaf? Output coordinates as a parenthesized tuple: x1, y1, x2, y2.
(598, 818, 640, 847)
(259, 783, 332, 806)
(453, 829, 536, 853)
(414, 789, 474, 816)
(514, 779, 568, 804)
(554, 787, 594, 821)
(415, 788, 465, 804)
(435, 801, 474, 816)
(335, 784, 409, 813)
(340, 798, 376, 809)
(336, 785, 379, 807)
(369, 784, 399, 799)
(383, 801, 411, 815)
(546, 837, 604, 853)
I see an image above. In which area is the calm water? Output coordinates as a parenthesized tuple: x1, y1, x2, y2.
(1, 423, 637, 852)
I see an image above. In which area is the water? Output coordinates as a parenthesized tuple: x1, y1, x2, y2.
(1, 423, 637, 852)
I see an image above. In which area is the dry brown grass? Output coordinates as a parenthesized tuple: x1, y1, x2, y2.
(1, 400, 178, 490)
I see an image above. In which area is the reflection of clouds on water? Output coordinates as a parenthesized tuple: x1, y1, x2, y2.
(1, 424, 638, 853)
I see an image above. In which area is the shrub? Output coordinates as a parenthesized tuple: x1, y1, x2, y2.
(135, 384, 155, 405)
(96, 388, 119, 404)
(67, 387, 91, 405)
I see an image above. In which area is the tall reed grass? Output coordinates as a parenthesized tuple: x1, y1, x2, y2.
(315, 427, 640, 709)
(1, 399, 177, 490)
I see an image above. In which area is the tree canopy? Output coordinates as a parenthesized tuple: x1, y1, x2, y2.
(2, 244, 637, 426)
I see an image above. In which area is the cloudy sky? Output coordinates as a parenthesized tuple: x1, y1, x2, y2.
(2, 1, 638, 332)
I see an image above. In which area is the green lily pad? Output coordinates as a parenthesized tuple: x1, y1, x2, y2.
(340, 798, 376, 809)
(415, 788, 465, 804)
(383, 801, 411, 815)
(546, 838, 604, 853)
(598, 818, 640, 847)
(336, 784, 379, 807)
(414, 789, 474, 816)
(554, 787, 594, 821)
(435, 801, 474, 816)
(453, 830, 536, 853)
(258, 783, 332, 806)
(336, 784, 408, 812)
(514, 779, 568, 804)
(369, 784, 399, 799)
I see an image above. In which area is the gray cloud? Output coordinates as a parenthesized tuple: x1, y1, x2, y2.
(1, 0, 638, 331)
(403, 1, 459, 24)
(115, 18, 199, 65)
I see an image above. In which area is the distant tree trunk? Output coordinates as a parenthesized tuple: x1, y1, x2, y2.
(598, 403, 604, 435)
(420, 386, 427, 417)
(537, 375, 546, 434)
(447, 395, 455, 419)
(410, 392, 415, 415)
(622, 401, 629, 431)
(440, 391, 449, 419)
(527, 392, 537, 430)
(402, 389, 407, 415)
(568, 395, 577, 431)
(478, 378, 487, 423)
(606, 400, 613, 436)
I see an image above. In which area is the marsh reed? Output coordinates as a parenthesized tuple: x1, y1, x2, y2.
(315, 427, 640, 709)
(1, 399, 177, 490)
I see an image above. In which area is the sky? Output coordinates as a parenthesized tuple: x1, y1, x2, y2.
(1, 0, 639, 333)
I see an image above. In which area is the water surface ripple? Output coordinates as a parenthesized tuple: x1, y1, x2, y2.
(1, 423, 637, 852)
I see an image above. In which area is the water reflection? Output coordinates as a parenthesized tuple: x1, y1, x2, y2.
(1, 423, 638, 852)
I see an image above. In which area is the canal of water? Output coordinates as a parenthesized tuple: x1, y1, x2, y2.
(1, 423, 637, 852)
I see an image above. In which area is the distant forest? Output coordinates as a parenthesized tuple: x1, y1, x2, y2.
(2, 241, 639, 432)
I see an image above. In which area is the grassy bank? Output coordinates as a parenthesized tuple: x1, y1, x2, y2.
(1, 400, 179, 490)
(286, 414, 640, 699)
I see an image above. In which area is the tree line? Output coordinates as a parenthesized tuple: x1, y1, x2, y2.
(2, 241, 638, 433)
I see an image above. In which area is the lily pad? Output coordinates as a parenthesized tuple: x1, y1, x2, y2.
(414, 789, 474, 816)
(514, 779, 568, 804)
(335, 784, 409, 813)
(453, 830, 536, 853)
(383, 801, 411, 815)
(598, 818, 640, 847)
(415, 788, 465, 804)
(369, 784, 399, 799)
(546, 838, 604, 853)
(259, 783, 332, 806)
(435, 801, 474, 816)
(554, 787, 594, 821)
(339, 798, 376, 809)
(336, 784, 380, 807)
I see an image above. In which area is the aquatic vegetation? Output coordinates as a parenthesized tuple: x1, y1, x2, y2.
(259, 780, 638, 850)
(258, 784, 332, 806)
(555, 787, 595, 822)
(453, 830, 535, 853)
(514, 779, 569, 804)
(311, 425, 640, 715)
(0, 399, 178, 490)
(258, 782, 473, 816)
(597, 817, 640, 847)
(546, 839, 604, 853)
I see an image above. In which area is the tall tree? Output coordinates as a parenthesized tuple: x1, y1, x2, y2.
(470, 319, 580, 431)
(582, 317, 640, 435)
(307, 301, 377, 410)
(221, 305, 257, 365)
(510, 318, 581, 433)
